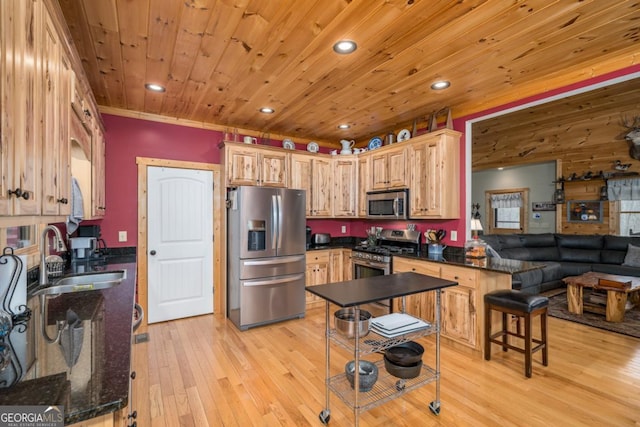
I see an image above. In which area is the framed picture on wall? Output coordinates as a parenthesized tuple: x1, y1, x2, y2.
(567, 200, 603, 223)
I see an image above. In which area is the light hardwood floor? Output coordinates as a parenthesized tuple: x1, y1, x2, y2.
(131, 306, 640, 426)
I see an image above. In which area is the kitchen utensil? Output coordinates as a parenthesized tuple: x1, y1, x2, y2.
(426, 230, 438, 243)
(384, 354, 423, 379)
(345, 360, 378, 392)
(397, 129, 411, 142)
(368, 137, 383, 150)
(385, 132, 395, 145)
(334, 308, 371, 338)
(385, 341, 424, 366)
(306, 142, 319, 153)
(243, 136, 257, 144)
(436, 229, 447, 241)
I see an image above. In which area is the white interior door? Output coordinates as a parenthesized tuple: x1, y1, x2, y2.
(147, 166, 214, 323)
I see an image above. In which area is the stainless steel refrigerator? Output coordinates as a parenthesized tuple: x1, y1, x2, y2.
(227, 186, 306, 330)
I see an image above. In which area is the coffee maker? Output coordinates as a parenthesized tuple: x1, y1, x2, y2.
(69, 237, 98, 259)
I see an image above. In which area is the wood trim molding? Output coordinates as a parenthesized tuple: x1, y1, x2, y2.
(136, 157, 223, 332)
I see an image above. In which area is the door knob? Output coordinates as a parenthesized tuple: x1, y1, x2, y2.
(149, 250, 156, 256)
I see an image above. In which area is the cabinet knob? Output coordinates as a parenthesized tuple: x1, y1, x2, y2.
(8, 188, 29, 200)
(130, 371, 137, 379)
(57, 198, 68, 204)
(128, 411, 137, 419)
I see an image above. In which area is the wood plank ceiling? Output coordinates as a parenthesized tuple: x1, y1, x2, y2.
(57, 0, 640, 145)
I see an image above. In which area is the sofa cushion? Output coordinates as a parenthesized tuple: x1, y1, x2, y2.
(481, 235, 502, 251)
(520, 233, 557, 247)
(556, 262, 592, 277)
(622, 244, 640, 267)
(556, 234, 604, 249)
(604, 235, 640, 251)
(601, 250, 626, 264)
(500, 235, 524, 249)
(527, 247, 560, 261)
(592, 263, 640, 277)
(558, 248, 601, 263)
(500, 247, 534, 260)
(512, 268, 543, 289)
(540, 262, 563, 283)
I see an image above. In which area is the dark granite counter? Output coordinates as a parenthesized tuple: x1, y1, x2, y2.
(395, 250, 544, 275)
(394, 246, 545, 275)
(0, 254, 137, 425)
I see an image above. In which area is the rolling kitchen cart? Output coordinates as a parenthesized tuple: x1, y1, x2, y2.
(306, 272, 457, 426)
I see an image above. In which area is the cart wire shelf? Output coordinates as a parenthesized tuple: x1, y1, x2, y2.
(328, 359, 438, 412)
(329, 325, 437, 356)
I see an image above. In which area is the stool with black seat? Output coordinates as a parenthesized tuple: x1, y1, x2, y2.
(484, 289, 549, 378)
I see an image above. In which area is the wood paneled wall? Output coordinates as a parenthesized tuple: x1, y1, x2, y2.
(472, 78, 640, 234)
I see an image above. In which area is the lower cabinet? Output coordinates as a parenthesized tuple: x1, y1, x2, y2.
(392, 256, 510, 356)
(306, 249, 352, 308)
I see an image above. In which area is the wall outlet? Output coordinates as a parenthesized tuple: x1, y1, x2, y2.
(118, 231, 127, 242)
(450, 230, 457, 241)
(341, 225, 347, 234)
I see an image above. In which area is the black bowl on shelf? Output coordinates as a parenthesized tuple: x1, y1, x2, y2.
(383, 354, 423, 379)
(384, 341, 424, 367)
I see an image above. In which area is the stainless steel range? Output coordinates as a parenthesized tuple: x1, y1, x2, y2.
(352, 229, 422, 314)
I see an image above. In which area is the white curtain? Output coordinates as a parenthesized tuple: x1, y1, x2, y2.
(490, 192, 523, 208)
(607, 178, 640, 201)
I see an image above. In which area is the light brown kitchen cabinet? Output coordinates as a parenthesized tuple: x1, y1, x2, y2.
(306, 250, 330, 307)
(357, 155, 370, 217)
(391, 257, 440, 322)
(341, 249, 352, 281)
(0, 0, 42, 215)
(370, 145, 407, 190)
(41, 12, 71, 217)
(332, 157, 357, 217)
(225, 144, 288, 187)
(408, 129, 461, 218)
(91, 122, 106, 217)
(290, 153, 332, 217)
(392, 256, 511, 356)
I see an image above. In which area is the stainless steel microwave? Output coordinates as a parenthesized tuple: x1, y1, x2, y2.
(366, 189, 409, 219)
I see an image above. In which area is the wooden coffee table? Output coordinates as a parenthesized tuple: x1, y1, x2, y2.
(562, 272, 640, 323)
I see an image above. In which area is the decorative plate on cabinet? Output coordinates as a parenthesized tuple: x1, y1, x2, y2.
(282, 139, 295, 150)
(307, 142, 319, 153)
(397, 129, 411, 142)
(368, 137, 383, 150)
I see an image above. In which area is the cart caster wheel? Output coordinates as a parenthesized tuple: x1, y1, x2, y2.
(319, 409, 331, 424)
(429, 401, 441, 416)
(395, 380, 406, 391)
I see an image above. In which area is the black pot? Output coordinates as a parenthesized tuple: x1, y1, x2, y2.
(383, 355, 422, 379)
(384, 341, 424, 367)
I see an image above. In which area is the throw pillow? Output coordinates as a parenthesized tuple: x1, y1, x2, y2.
(622, 244, 640, 267)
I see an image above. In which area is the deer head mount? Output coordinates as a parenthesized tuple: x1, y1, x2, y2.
(621, 115, 640, 160)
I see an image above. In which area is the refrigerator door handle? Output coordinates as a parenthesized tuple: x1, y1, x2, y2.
(243, 255, 305, 266)
(277, 194, 283, 250)
(271, 195, 278, 250)
(243, 273, 305, 287)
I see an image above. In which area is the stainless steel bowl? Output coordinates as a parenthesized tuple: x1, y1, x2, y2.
(334, 308, 371, 338)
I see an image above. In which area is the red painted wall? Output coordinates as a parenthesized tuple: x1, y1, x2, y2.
(96, 64, 640, 248)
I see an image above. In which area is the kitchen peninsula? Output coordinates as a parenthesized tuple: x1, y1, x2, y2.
(392, 250, 545, 356)
(0, 255, 137, 426)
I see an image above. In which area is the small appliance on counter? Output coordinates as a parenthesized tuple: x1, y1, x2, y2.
(311, 233, 331, 246)
(74, 225, 108, 258)
(69, 237, 98, 260)
(306, 226, 312, 249)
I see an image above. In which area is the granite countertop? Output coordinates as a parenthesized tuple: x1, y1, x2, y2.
(0, 254, 137, 425)
(394, 247, 546, 275)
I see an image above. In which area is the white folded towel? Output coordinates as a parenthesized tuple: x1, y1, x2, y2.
(66, 176, 84, 234)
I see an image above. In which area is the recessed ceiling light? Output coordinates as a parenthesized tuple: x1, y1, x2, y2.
(430, 80, 450, 90)
(338, 124, 351, 129)
(333, 40, 357, 54)
(259, 107, 275, 114)
(145, 83, 166, 92)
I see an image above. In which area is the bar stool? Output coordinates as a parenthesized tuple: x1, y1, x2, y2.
(484, 290, 549, 378)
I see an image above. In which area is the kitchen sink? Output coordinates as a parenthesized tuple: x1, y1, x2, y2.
(33, 270, 127, 296)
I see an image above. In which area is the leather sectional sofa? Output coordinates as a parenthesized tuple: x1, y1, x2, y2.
(480, 233, 640, 294)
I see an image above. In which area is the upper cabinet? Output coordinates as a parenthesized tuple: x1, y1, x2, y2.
(408, 129, 461, 219)
(290, 153, 332, 217)
(0, 0, 42, 216)
(225, 143, 288, 188)
(0, 0, 105, 220)
(41, 10, 71, 216)
(357, 155, 371, 217)
(332, 157, 358, 217)
(370, 145, 407, 190)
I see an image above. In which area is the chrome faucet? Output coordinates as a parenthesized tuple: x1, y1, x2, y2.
(39, 225, 67, 286)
